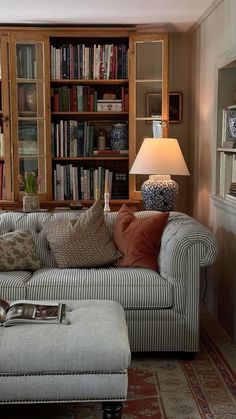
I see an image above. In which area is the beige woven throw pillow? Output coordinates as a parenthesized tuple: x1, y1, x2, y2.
(43, 201, 120, 268)
(0, 230, 41, 271)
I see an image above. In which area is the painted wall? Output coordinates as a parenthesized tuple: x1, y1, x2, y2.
(189, 0, 236, 340)
(169, 34, 190, 213)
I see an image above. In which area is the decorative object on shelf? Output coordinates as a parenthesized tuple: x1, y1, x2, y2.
(97, 100, 122, 111)
(69, 202, 83, 210)
(17, 171, 42, 194)
(110, 123, 128, 150)
(24, 86, 36, 112)
(222, 105, 236, 142)
(22, 193, 40, 212)
(130, 138, 190, 211)
(103, 178, 110, 212)
(18, 171, 42, 212)
(103, 193, 111, 212)
(229, 115, 236, 138)
(103, 93, 116, 100)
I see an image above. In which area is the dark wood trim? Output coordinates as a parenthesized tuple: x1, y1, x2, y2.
(0, 199, 142, 212)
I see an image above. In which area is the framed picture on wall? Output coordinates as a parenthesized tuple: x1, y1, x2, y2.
(146, 92, 183, 124)
(169, 92, 183, 123)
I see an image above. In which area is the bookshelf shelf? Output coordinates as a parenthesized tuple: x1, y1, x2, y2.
(51, 112, 128, 116)
(51, 79, 129, 85)
(52, 156, 129, 161)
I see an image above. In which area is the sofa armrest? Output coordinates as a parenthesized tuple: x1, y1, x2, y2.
(159, 212, 218, 284)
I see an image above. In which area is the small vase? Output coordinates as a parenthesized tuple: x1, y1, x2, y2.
(23, 193, 40, 212)
(110, 123, 128, 150)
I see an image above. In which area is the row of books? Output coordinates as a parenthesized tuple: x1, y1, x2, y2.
(51, 43, 129, 80)
(51, 85, 128, 112)
(229, 182, 236, 197)
(52, 120, 94, 158)
(225, 182, 236, 203)
(51, 120, 129, 158)
(53, 164, 128, 201)
(16, 44, 36, 79)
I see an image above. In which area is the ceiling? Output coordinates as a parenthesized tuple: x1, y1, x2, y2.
(0, 0, 219, 32)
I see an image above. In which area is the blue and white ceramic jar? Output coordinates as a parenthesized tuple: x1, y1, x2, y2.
(110, 123, 128, 150)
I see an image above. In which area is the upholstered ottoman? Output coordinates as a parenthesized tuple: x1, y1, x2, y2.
(0, 300, 131, 418)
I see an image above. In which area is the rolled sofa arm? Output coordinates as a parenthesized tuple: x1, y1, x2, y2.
(159, 212, 218, 284)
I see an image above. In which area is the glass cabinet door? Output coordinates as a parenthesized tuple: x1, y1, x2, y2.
(10, 34, 50, 201)
(129, 34, 169, 199)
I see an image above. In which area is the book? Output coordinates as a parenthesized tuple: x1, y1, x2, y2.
(0, 299, 67, 327)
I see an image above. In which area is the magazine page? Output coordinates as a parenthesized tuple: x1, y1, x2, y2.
(0, 299, 10, 323)
(1, 301, 66, 327)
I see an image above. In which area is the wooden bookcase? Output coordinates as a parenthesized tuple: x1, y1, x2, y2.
(0, 27, 168, 211)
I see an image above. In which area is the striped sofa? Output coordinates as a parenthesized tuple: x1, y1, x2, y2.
(0, 210, 218, 353)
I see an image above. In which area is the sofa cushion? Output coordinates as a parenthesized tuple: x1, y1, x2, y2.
(0, 271, 32, 300)
(113, 205, 169, 271)
(0, 230, 41, 272)
(26, 267, 173, 309)
(42, 201, 120, 268)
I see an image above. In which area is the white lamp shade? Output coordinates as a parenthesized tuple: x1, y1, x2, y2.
(130, 138, 190, 176)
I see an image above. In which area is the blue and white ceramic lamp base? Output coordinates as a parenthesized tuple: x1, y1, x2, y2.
(141, 175, 179, 211)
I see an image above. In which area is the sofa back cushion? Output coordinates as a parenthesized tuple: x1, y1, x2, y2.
(42, 201, 120, 268)
(113, 205, 169, 271)
(0, 209, 169, 268)
(0, 230, 41, 271)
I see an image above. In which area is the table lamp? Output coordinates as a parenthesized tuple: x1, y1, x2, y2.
(130, 138, 190, 211)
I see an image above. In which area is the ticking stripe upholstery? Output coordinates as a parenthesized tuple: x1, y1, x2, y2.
(0, 271, 32, 300)
(26, 267, 172, 309)
(0, 211, 218, 352)
(0, 300, 130, 403)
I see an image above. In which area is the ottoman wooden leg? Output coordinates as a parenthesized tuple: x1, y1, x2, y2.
(102, 401, 123, 419)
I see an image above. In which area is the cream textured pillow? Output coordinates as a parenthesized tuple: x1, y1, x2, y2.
(0, 230, 41, 271)
(43, 201, 120, 268)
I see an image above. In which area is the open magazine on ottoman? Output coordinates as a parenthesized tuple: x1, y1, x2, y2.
(0, 299, 67, 327)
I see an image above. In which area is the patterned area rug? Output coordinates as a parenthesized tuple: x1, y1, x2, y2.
(2, 307, 236, 419)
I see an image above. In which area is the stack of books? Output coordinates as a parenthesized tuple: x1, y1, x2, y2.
(229, 182, 236, 197)
(225, 182, 236, 202)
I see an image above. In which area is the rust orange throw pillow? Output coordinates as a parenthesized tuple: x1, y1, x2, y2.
(113, 205, 169, 272)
